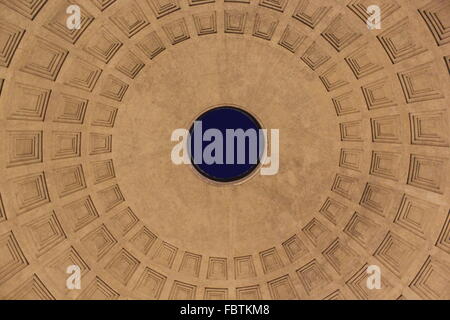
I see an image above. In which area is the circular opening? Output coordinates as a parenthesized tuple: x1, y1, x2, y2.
(188, 106, 265, 184)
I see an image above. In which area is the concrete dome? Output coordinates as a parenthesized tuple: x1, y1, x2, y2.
(0, 0, 449, 300)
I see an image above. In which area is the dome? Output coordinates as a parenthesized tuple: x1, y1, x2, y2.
(0, 0, 449, 300)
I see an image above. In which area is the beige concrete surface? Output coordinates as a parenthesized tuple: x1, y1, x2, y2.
(0, 0, 449, 300)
